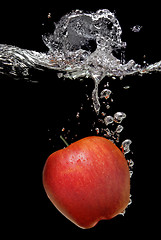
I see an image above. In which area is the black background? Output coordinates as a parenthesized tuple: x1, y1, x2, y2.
(1, 1, 160, 237)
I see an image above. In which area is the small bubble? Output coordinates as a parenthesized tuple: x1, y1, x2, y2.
(123, 85, 130, 89)
(86, 94, 90, 100)
(106, 104, 110, 109)
(80, 104, 84, 110)
(129, 170, 133, 178)
(76, 112, 80, 118)
(127, 159, 134, 168)
(48, 12, 52, 18)
(119, 209, 126, 216)
(101, 112, 106, 116)
(57, 72, 63, 78)
(128, 194, 132, 205)
(95, 127, 100, 134)
(131, 25, 142, 32)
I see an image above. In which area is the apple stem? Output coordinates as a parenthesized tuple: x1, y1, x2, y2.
(60, 135, 69, 147)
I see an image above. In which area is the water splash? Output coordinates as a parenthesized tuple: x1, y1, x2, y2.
(0, 9, 161, 114)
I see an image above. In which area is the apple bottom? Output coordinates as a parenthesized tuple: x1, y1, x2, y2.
(44, 166, 130, 228)
(46, 178, 129, 229)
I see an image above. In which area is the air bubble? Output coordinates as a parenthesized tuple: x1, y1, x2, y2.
(119, 209, 126, 216)
(106, 104, 110, 109)
(114, 112, 126, 123)
(100, 89, 112, 99)
(131, 25, 142, 32)
(95, 127, 100, 134)
(104, 115, 114, 125)
(129, 171, 133, 178)
(115, 125, 124, 133)
(123, 85, 130, 89)
(121, 139, 132, 154)
(128, 159, 134, 168)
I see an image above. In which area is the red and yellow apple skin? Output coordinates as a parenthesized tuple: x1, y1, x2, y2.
(43, 136, 130, 229)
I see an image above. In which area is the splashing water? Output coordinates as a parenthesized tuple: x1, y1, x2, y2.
(0, 9, 161, 114)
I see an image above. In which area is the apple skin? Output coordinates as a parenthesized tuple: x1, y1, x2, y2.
(43, 136, 130, 229)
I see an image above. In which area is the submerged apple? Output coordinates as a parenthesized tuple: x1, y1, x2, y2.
(43, 136, 130, 229)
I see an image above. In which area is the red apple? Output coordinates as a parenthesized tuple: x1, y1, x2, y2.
(43, 136, 130, 229)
